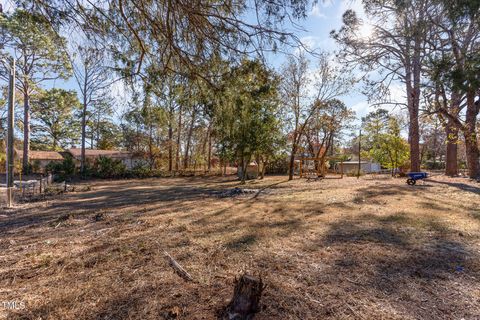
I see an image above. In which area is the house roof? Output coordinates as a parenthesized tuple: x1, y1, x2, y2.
(16, 149, 64, 161)
(342, 161, 377, 165)
(67, 148, 132, 159)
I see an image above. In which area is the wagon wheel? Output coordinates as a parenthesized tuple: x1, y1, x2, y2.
(406, 178, 416, 185)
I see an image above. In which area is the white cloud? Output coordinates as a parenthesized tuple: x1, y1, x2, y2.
(309, 4, 326, 18)
(351, 101, 370, 118)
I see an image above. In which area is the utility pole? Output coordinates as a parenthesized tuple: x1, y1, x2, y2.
(357, 129, 361, 179)
(6, 58, 15, 207)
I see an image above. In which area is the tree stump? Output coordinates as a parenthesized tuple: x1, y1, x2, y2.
(221, 274, 266, 320)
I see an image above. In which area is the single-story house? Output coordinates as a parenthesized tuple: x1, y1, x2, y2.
(339, 161, 381, 174)
(67, 148, 147, 169)
(13, 148, 148, 172)
(15, 149, 64, 173)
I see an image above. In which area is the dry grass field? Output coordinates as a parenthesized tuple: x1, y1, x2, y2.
(1, 175, 480, 319)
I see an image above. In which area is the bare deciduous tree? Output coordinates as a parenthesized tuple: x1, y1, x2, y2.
(71, 43, 109, 174)
(282, 52, 354, 180)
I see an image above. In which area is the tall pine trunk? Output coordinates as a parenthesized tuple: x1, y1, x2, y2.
(288, 131, 298, 180)
(201, 124, 211, 172)
(168, 105, 174, 172)
(408, 108, 420, 172)
(240, 153, 248, 184)
(22, 90, 30, 172)
(464, 131, 479, 179)
(175, 105, 183, 172)
(260, 156, 267, 180)
(464, 93, 480, 179)
(445, 120, 458, 176)
(410, 52, 421, 172)
(148, 123, 154, 170)
(184, 107, 196, 169)
(207, 127, 212, 172)
(404, 24, 422, 173)
(80, 94, 87, 175)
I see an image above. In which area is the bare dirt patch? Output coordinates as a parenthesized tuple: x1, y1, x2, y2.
(1, 175, 479, 319)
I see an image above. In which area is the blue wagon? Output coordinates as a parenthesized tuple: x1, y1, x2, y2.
(406, 172, 428, 185)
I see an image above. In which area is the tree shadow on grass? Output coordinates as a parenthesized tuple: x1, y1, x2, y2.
(225, 234, 258, 250)
(322, 220, 409, 247)
(428, 179, 480, 194)
(305, 214, 479, 319)
(356, 183, 410, 197)
(470, 211, 480, 221)
(320, 213, 469, 259)
(250, 179, 290, 199)
(0, 182, 225, 234)
(376, 239, 468, 281)
(417, 201, 449, 211)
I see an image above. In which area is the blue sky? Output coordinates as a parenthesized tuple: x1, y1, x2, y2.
(0, 0, 399, 126)
(276, 0, 373, 121)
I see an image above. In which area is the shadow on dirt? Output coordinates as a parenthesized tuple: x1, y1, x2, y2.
(428, 179, 480, 194)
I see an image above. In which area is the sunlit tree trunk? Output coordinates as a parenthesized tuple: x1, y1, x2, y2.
(175, 105, 183, 172)
(22, 89, 30, 172)
(168, 106, 174, 172)
(184, 107, 197, 169)
(201, 124, 211, 173)
(80, 78, 87, 175)
(288, 134, 297, 181)
(208, 132, 212, 172)
(260, 155, 268, 180)
(405, 44, 422, 172)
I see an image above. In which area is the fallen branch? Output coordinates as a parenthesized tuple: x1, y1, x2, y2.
(164, 251, 193, 282)
(346, 303, 365, 320)
(345, 277, 362, 285)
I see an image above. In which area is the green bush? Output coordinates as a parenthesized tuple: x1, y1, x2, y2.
(128, 164, 152, 178)
(46, 156, 76, 181)
(93, 156, 126, 178)
(32, 160, 41, 173)
(79, 162, 94, 178)
(125, 165, 170, 178)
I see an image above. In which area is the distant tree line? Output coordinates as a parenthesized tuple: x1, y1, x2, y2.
(0, 0, 478, 180)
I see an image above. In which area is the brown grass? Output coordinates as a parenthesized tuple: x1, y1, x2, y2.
(1, 175, 480, 319)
